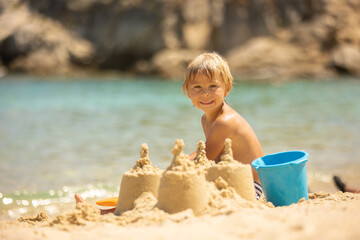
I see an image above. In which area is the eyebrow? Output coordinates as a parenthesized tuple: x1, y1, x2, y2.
(191, 79, 221, 84)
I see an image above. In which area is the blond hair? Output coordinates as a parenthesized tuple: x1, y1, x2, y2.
(182, 52, 233, 96)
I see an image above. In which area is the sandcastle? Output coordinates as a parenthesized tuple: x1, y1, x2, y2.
(206, 139, 256, 202)
(114, 143, 163, 215)
(113, 138, 256, 216)
(156, 139, 209, 215)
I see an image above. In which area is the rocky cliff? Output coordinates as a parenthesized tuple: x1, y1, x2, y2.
(1, 0, 359, 80)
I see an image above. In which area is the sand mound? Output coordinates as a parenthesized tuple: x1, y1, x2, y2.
(18, 212, 49, 224)
(50, 202, 100, 226)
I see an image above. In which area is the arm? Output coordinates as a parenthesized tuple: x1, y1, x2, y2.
(188, 151, 197, 161)
(187, 116, 231, 162)
(203, 120, 232, 161)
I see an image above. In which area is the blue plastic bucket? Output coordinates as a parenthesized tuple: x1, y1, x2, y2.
(252, 151, 309, 206)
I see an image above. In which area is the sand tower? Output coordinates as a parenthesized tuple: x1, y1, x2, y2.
(206, 139, 256, 201)
(157, 139, 209, 215)
(194, 140, 214, 168)
(114, 143, 163, 215)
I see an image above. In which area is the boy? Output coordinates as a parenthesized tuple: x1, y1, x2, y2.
(75, 52, 264, 207)
(183, 52, 263, 198)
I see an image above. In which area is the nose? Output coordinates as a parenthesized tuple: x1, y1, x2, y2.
(201, 89, 210, 97)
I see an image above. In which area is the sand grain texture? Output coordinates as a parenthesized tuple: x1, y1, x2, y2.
(1, 192, 360, 240)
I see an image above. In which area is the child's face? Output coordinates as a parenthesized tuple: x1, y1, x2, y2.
(187, 71, 230, 112)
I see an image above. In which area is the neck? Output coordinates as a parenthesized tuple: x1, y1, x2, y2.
(204, 101, 226, 121)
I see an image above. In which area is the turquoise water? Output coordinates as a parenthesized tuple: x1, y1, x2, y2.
(0, 75, 359, 219)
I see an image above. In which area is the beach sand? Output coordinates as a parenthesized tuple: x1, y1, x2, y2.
(1, 192, 360, 240)
(1, 140, 360, 239)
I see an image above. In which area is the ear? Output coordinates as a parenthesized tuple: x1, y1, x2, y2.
(225, 82, 232, 97)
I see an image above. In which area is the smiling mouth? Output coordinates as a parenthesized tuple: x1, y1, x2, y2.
(200, 101, 214, 105)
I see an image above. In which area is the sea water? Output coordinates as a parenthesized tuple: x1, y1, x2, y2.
(0, 75, 359, 219)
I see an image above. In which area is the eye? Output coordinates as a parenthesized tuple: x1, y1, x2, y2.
(210, 85, 217, 88)
(193, 85, 201, 89)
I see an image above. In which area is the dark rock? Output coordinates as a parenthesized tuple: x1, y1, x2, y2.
(226, 37, 334, 81)
(0, 0, 360, 79)
(148, 49, 202, 79)
(0, 3, 94, 74)
(331, 44, 360, 75)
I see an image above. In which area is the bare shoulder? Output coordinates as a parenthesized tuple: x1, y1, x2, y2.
(218, 105, 259, 147)
(215, 105, 246, 130)
(227, 108, 263, 162)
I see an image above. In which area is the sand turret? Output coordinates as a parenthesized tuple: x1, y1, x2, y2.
(194, 140, 214, 168)
(220, 138, 234, 163)
(114, 143, 163, 215)
(166, 139, 194, 171)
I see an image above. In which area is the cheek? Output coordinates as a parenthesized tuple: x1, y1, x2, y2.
(214, 88, 225, 96)
(188, 89, 199, 98)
